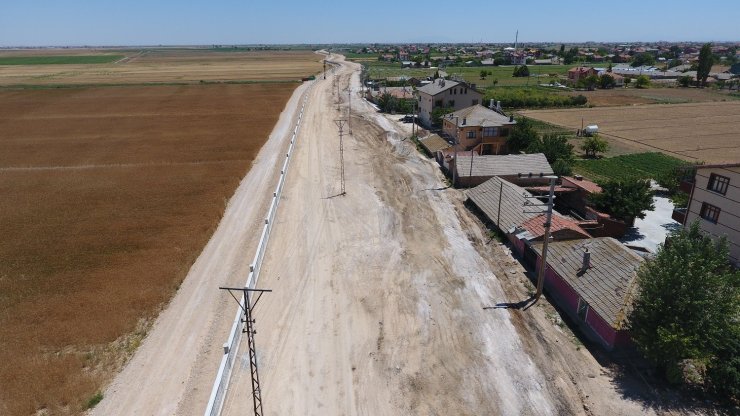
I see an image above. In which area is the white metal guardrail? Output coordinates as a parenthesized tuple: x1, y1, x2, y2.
(203, 77, 318, 416)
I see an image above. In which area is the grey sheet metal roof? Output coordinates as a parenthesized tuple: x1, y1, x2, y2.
(532, 237, 643, 329)
(456, 153, 553, 178)
(449, 105, 515, 128)
(416, 79, 460, 96)
(466, 176, 538, 231)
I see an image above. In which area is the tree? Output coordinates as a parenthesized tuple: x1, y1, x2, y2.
(589, 179, 654, 224)
(480, 69, 488, 80)
(430, 106, 453, 128)
(697, 43, 714, 88)
(580, 135, 609, 158)
(578, 74, 599, 90)
(599, 73, 616, 89)
(635, 74, 650, 89)
(513, 65, 530, 77)
(377, 92, 398, 113)
(629, 222, 740, 400)
(677, 75, 693, 87)
(491, 78, 499, 87)
(631, 52, 656, 67)
(526, 133, 574, 167)
(507, 117, 538, 153)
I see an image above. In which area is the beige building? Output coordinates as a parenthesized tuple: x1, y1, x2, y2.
(677, 163, 740, 266)
(416, 79, 483, 127)
(441, 105, 516, 155)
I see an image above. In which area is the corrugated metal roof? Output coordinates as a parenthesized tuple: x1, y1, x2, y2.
(466, 177, 538, 231)
(456, 153, 553, 178)
(531, 237, 643, 329)
(418, 134, 451, 154)
(416, 79, 460, 96)
(448, 105, 515, 128)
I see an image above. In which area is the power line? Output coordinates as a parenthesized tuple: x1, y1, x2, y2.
(219, 287, 272, 416)
(334, 119, 347, 196)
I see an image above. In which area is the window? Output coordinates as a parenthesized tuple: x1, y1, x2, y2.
(700, 202, 721, 223)
(467, 130, 476, 139)
(482, 127, 498, 137)
(448, 100, 455, 107)
(464, 88, 468, 94)
(501, 128, 509, 137)
(577, 298, 589, 321)
(472, 99, 479, 106)
(708, 173, 730, 195)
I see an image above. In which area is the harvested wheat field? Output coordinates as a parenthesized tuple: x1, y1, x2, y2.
(0, 48, 322, 85)
(521, 101, 740, 164)
(0, 82, 297, 415)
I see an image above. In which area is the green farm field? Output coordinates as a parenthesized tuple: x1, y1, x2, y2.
(573, 153, 690, 184)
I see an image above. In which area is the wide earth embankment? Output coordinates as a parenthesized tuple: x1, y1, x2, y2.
(0, 83, 297, 415)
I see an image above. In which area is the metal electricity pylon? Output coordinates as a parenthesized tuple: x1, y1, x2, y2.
(219, 286, 272, 416)
(334, 119, 347, 196)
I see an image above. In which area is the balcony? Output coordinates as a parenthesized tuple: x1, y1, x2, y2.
(672, 207, 688, 225)
(679, 178, 695, 194)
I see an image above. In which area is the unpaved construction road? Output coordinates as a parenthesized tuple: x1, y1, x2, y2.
(95, 55, 703, 416)
(220, 58, 684, 415)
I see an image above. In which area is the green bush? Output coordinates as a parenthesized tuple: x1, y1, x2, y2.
(483, 88, 587, 109)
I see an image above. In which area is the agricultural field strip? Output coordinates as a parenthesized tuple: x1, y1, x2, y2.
(0, 159, 248, 172)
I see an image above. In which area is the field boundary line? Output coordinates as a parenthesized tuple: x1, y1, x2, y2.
(203, 72, 323, 416)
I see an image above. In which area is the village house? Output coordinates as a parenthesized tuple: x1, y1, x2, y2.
(674, 163, 740, 267)
(448, 153, 552, 188)
(441, 105, 516, 155)
(567, 66, 598, 85)
(416, 79, 483, 127)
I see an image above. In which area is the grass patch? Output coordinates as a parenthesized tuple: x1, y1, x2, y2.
(573, 152, 690, 183)
(85, 392, 104, 409)
(484, 86, 586, 109)
(0, 55, 124, 65)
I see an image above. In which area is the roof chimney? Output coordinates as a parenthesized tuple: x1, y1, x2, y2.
(581, 249, 591, 272)
(489, 98, 494, 109)
(509, 115, 514, 122)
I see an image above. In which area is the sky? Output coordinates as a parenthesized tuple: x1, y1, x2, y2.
(1, 0, 738, 47)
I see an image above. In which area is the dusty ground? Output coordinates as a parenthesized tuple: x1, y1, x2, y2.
(0, 49, 322, 85)
(521, 101, 740, 164)
(219, 57, 709, 415)
(0, 83, 297, 415)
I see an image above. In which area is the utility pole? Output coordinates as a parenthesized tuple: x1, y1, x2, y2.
(323, 60, 327, 80)
(468, 147, 475, 188)
(334, 119, 347, 196)
(348, 87, 352, 135)
(521, 175, 557, 303)
(219, 287, 272, 416)
(448, 114, 460, 187)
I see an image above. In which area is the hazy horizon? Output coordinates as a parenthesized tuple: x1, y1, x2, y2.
(1, 0, 739, 47)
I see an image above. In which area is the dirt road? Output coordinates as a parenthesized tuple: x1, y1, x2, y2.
(219, 58, 675, 415)
(90, 79, 311, 416)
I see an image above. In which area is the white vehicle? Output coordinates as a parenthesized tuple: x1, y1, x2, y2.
(583, 125, 599, 136)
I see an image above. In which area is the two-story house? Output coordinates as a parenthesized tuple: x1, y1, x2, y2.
(416, 79, 483, 127)
(440, 105, 516, 155)
(567, 66, 598, 85)
(674, 163, 740, 267)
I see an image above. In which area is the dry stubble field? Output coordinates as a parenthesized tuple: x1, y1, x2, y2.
(521, 100, 740, 163)
(0, 48, 321, 85)
(0, 50, 321, 415)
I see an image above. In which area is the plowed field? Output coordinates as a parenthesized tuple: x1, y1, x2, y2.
(0, 83, 296, 415)
(521, 101, 740, 164)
